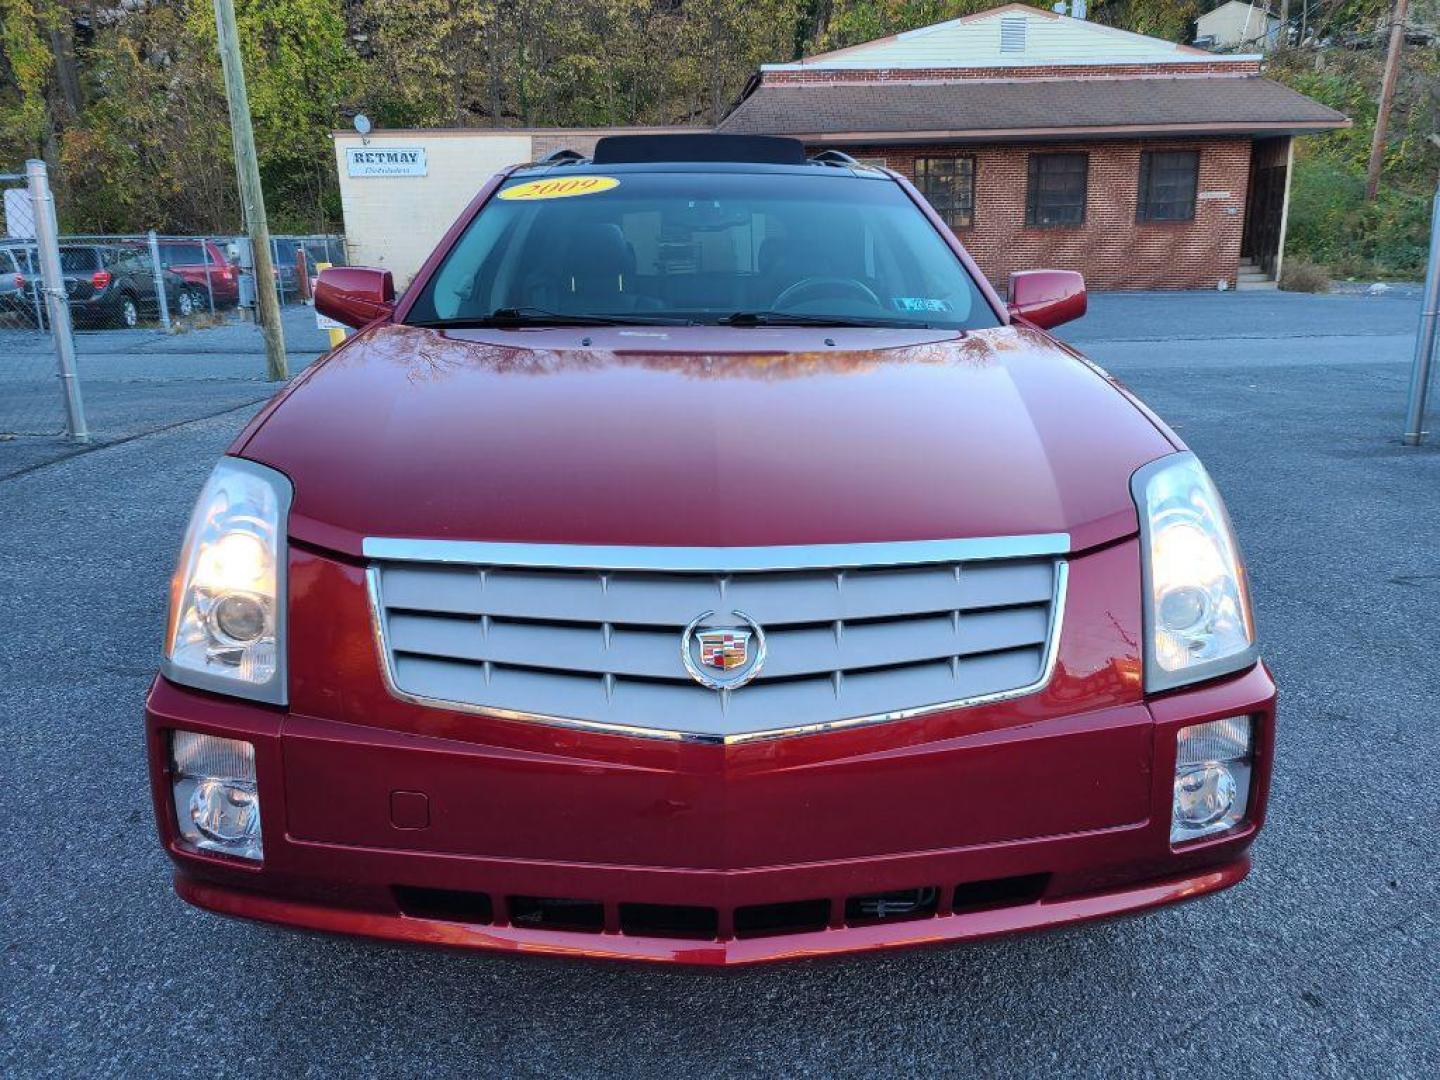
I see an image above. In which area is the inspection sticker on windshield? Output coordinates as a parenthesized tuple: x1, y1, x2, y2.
(892, 297, 952, 314)
(499, 176, 620, 201)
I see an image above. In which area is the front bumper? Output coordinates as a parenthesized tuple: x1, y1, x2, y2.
(146, 656, 1276, 966)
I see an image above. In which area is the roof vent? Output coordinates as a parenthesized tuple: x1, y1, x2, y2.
(1000, 16, 1028, 52)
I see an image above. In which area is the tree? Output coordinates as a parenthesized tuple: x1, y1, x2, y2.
(0, 0, 57, 160)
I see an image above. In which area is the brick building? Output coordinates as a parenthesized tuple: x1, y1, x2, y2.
(717, 4, 1347, 290)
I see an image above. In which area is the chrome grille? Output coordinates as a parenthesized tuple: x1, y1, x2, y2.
(366, 537, 1068, 744)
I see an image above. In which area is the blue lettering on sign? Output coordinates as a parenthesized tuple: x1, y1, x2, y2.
(347, 148, 427, 176)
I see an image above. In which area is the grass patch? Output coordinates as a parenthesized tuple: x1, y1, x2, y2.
(1280, 259, 1333, 293)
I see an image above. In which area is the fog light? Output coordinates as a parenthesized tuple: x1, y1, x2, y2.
(1174, 764, 1236, 827)
(170, 730, 262, 861)
(1172, 716, 1253, 844)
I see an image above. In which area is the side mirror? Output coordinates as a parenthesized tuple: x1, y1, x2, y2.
(1007, 270, 1086, 330)
(314, 266, 395, 329)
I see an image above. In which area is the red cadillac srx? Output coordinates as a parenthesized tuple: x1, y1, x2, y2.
(147, 134, 1274, 964)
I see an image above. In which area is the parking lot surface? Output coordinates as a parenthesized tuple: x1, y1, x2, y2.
(2, 290, 1437, 1077)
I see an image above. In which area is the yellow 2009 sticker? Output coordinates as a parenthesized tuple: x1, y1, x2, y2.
(499, 176, 620, 201)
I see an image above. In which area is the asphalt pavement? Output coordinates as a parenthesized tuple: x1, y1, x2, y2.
(0, 305, 331, 477)
(1, 290, 1437, 1077)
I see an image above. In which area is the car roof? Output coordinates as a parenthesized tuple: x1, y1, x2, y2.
(510, 135, 891, 181)
(509, 158, 892, 181)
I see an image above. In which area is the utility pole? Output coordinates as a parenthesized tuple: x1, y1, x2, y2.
(1403, 184, 1440, 445)
(211, 0, 287, 380)
(1366, 0, 1409, 201)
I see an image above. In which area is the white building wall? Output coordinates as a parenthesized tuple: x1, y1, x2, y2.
(332, 131, 534, 287)
(1195, 3, 1280, 49)
(765, 5, 1218, 69)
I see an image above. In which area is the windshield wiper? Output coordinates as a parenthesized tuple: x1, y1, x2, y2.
(717, 310, 937, 329)
(410, 307, 693, 328)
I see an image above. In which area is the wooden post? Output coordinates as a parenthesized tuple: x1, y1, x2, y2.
(1366, 0, 1410, 201)
(1273, 137, 1296, 285)
(212, 0, 288, 380)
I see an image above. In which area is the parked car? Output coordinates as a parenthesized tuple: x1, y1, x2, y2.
(156, 238, 239, 309)
(44, 243, 207, 329)
(3, 239, 222, 329)
(147, 135, 1273, 965)
(0, 243, 39, 325)
(270, 238, 345, 301)
(269, 238, 307, 299)
(50, 244, 148, 329)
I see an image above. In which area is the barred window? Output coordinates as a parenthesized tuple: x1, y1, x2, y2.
(1138, 150, 1199, 222)
(914, 157, 976, 229)
(1025, 153, 1088, 228)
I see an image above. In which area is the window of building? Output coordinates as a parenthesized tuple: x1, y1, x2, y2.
(914, 156, 976, 229)
(1137, 149, 1199, 222)
(1025, 153, 1088, 227)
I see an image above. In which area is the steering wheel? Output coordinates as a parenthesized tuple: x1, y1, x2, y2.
(772, 276, 884, 313)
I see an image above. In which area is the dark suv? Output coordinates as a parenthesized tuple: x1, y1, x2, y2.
(41, 244, 207, 330)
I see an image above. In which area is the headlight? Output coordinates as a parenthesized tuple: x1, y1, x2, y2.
(1132, 453, 1256, 692)
(164, 458, 291, 704)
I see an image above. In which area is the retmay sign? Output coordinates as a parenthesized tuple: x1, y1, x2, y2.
(346, 147, 427, 178)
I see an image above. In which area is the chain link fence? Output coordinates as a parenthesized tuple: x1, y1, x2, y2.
(2, 166, 77, 437)
(8, 232, 346, 332)
(2, 160, 344, 441)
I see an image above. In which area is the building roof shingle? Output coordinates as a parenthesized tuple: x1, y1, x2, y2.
(718, 76, 1348, 141)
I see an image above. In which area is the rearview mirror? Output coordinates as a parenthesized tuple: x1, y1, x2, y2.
(314, 266, 395, 329)
(1007, 270, 1086, 330)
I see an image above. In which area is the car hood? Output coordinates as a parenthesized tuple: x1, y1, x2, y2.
(239, 323, 1175, 558)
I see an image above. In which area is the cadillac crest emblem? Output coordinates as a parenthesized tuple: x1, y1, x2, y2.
(680, 610, 767, 690)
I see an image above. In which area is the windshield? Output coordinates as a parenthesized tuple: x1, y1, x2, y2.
(59, 248, 101, 273)
(405, 171, 999, 330)
(160, 243, 210, 266)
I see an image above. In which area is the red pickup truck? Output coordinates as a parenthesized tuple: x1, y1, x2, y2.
(146, 135, 1272, 964)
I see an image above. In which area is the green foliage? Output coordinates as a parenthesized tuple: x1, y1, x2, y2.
(813, 1, 990, 52)
(56, 6, 236, 233)
(1290, 160, 1434, 280)
(1090, 0, 1201, 42)
(2, 0, 352, 232)
(1288, 158, 1432, 277)
(364, 0, 804, 130)
(1271, 44, 1439, 278)
(0, 0, 52, 154)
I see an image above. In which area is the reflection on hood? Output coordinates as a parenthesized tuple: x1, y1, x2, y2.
(332, 324, 1034, 387)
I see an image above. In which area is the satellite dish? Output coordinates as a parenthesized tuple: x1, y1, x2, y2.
(353, 114, 373, 137)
